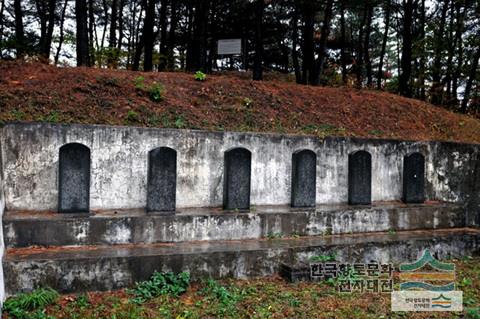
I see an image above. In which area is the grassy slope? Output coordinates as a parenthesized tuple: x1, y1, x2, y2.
(1, 61, 480, 144)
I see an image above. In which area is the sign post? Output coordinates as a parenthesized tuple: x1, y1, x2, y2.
(217, 39, 244, 70)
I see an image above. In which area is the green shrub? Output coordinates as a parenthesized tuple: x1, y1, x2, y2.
(3, 287, 59, 319)
(466, 307, 480, 319)
(174, 115, 186, 128)
(148, 82, 165, 102)
(194, 71, 206, 81)
(134, 76, 145, 90)
(125, 110, 139, 123)
(129, 271, 190, 304)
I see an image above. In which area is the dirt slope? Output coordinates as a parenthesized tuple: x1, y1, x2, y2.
(1, 61, 479, 144)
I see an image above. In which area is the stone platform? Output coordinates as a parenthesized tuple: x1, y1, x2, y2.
(4, 202, 465, 248)
(4, 228, 479, 294)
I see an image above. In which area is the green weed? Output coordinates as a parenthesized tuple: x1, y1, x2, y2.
(194, 71, 206, 81)
(134, 76, 145, 90)
(310, 253, 337, 262)
(11, 109, 26, 121)
(128, 271, 190, 304)
(200, 279, 243, 316)
(3, 287, 59, 319)
(148, 82, 165, 102)
(125, 110, 140, 123)
(266, 232, 283, 240)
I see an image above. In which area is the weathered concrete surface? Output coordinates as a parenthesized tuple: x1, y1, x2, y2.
(0, 139, 5, 305)
(1, 124, 479, 224)
(4, 229, 479, 295)
(0, 123, 480, 225)
(3, 203, 465, 248)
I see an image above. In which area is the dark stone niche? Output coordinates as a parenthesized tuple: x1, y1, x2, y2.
(403, 152, 425, 203)
(58, 143, 91, 213)
(147, 147, 177, 213)
(223, 148, 251, 210)
(291, 149, 317, 208)
(348, 150, 372, 205)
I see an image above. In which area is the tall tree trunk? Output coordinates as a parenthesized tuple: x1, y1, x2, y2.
(355, 3, 368, 88)
(206, 0, 217, 72)
(418, 0, 426, 99)
(131, 0, 145, 68)
(158, 0, 168, 71)
(108, 0, 118, 67)
(311, 0, 333, 85)
(292, 3, 301, 83)
(444, 3, 455, 103)
(88, 0, 95, 65)
(166, 0, 178, 70)
(460, 39, 480, 113)
(340, 2, 347, 85)
(0, 0, 5, 56)
(186, 0, 210, 72)
(185, 1, 195, 71)
(126, 0, 138, 68)
(54, 0, 68, 64)
(76, 0, 90, 66)
(399, 0, 413, 97)
(300, 1, 315, 84)
(142, 0, 156, 71)
(117, 0, 124, 51)
(253, 0, 265, 80)
(45, 0, 56, 59)
(35, 0, 48, 57)
(100, 0, 109, 52)
(452, 1, 469, 106)
(364, 2, 373, 87)
(430, 0, 449, 105)
(36, 0, 56, 60)
(14, 0, 26, 58)
(377, 0, 391, 89)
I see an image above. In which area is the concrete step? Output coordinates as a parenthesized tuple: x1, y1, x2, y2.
(3, 202, 465, 248)
(4, 228, 479, 295)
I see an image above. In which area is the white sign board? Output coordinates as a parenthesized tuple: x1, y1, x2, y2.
(217, 39, 242, 55)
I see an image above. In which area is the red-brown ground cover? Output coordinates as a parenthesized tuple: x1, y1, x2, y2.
(1, 61, 479, 144)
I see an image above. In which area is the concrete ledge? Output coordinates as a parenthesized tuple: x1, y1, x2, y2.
(4, 228, 479, 295)
(3, 202, 465, 248)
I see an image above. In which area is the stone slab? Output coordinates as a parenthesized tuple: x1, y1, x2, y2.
(3, 202, 466, 248)
(4, 228, 479, 295)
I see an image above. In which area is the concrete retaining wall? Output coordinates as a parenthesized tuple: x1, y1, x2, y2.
(4, 229, 480, 294)
(0, 137, 5, 305)
(1, 123, 479, 224)
(3, 203, 465, 248)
